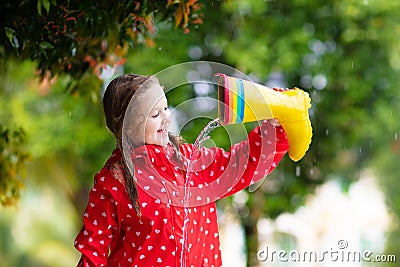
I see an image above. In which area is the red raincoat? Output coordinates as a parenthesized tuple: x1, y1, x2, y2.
(74, 120, 289, 267)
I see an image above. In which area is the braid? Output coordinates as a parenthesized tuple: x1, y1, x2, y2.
(120, 157, 141, 216)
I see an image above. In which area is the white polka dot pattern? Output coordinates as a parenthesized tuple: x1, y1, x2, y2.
(74, 120, 289, 266)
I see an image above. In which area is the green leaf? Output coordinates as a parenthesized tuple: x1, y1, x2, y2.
(37, 0, 42, 16)
(4, 27, 15, 45)
(41, 0, 51, 14)
(39, 42, 53, 60)
(4, 27, 19, 51)
(37, 0, 51, 16)
(39, 41, 54, 50)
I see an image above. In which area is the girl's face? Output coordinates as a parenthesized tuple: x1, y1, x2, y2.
(144, 85, 171, 147)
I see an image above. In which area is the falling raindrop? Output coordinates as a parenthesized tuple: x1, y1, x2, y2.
(296, 166, 301, 177)
(395, 133, 398, 140)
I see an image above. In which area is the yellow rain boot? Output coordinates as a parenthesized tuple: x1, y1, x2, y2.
(216, 73, 312, 162)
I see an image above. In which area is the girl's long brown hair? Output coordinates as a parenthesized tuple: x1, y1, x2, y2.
(102, 74, 182, 215)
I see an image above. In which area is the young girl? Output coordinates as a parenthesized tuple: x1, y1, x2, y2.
(74, 73, 289, 267)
